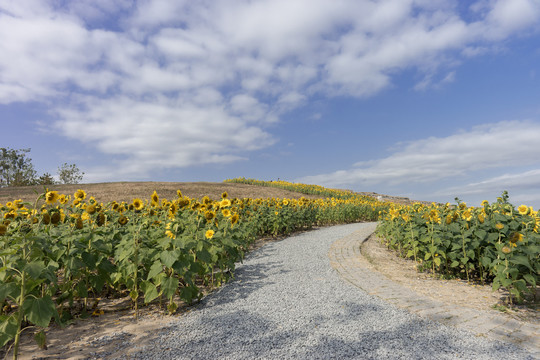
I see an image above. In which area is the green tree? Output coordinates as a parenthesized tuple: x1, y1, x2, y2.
(0, 148, 38, 187)
(37, 172, 56, 185)
(57, 163, 84, 184)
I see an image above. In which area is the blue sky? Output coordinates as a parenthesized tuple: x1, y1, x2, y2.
(2, 0, 540, 208)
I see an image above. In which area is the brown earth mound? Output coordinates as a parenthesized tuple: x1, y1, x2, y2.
(0, 181, 324, 204)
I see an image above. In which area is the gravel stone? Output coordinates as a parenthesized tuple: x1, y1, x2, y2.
(120, 223, 537, 359)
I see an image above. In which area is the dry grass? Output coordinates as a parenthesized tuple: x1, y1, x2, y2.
(0, 181, 324, 204)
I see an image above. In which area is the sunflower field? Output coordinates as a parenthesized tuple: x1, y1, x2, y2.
(377, 192, 539, 305)
(0, 181, 387, 356)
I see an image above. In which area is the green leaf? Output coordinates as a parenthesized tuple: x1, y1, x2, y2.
(179, 285, 198, 304)
(523, 274, 536, 287)
(0, 282, 19, 302)
(34, 330, 47, 349)
(24, 261, 45, 279)
(81, 252, 97, 268)
(161, 276, 178, 300)
(160, 250, 178, 269)
(147, 261, 163, 281)
(22, 296, 56, 328)
(141, 281, 159, 303)
(0, 314, 18, 347)
(509, 256, 533, 272)
(433, 257, 441, 267)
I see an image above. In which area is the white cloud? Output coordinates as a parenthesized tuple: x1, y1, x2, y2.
(1, 0, 540, 178)
(299, 120, 540, 187)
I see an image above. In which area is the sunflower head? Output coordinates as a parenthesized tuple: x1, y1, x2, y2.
(230, 214, 239, 226)
(0, 224, 7, 236)
(177, 190, 183, 198)
(151, 191, 159, 206)
(75, 217, 84, 230)
(221, 192, 228, 199)
(495, 223, 505, 231)
(118, 215, 128, 226)
(42, 211, 51, 225)
(45, 191, 59, 205)
(220, 199, 231, 208)
(51, 212, 61, 225)
(222, 209, 231, 217)
(501, 246, 512, 254)
(509, 232, 523, 243)
(205, 211, 215, 221)
(74, 189, 86, 200)
(205, 229, 214, 239)
(517, 205, 529, 216)
(477, 213, 485, 224)
(86, 204, 97, 215)
(132, 198, 144, 211)
(96, 212, 106, 226)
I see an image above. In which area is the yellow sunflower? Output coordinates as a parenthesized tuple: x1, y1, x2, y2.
(132, 198, 144, 211)
(517, 205, 529, 216)
(222, 209, 231, 217)
(45, 191, 59, 205)
(151, 191, 159, 206)
(205, 230, 214, 239)
(74, 189, 86, 200)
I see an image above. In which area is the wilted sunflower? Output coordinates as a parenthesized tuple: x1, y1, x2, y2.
(118, 215, 128, 226)
(509, 232, 523, 243)
(51, 212, 61, 225)
(132, 198, 144, 211)
(74, 189, 86, 200)
(205, 210, 215, 221)
(477, 213, 485, 224)
(86, 204, 97, 215)
(45, 191, 59, 205)
(75, 217, 84, 230)
(0, 224, 7, 236)
(205, 230, 214, 239)
(96, 212, 106, 226)
(42, 211, 51, 225)
(501, 246, 512, 254)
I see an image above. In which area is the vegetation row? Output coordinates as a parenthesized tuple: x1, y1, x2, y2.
(0, 180, 386, 357)
(377, 191, 539, 306)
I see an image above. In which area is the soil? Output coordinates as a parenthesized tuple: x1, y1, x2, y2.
(0, 181, 324, 205)
(361, 233, 539, 323)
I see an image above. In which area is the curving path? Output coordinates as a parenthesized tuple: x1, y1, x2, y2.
(116, 223, 537, 359)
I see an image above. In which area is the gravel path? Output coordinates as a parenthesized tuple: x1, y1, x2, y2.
(122, 223, 537, 359)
